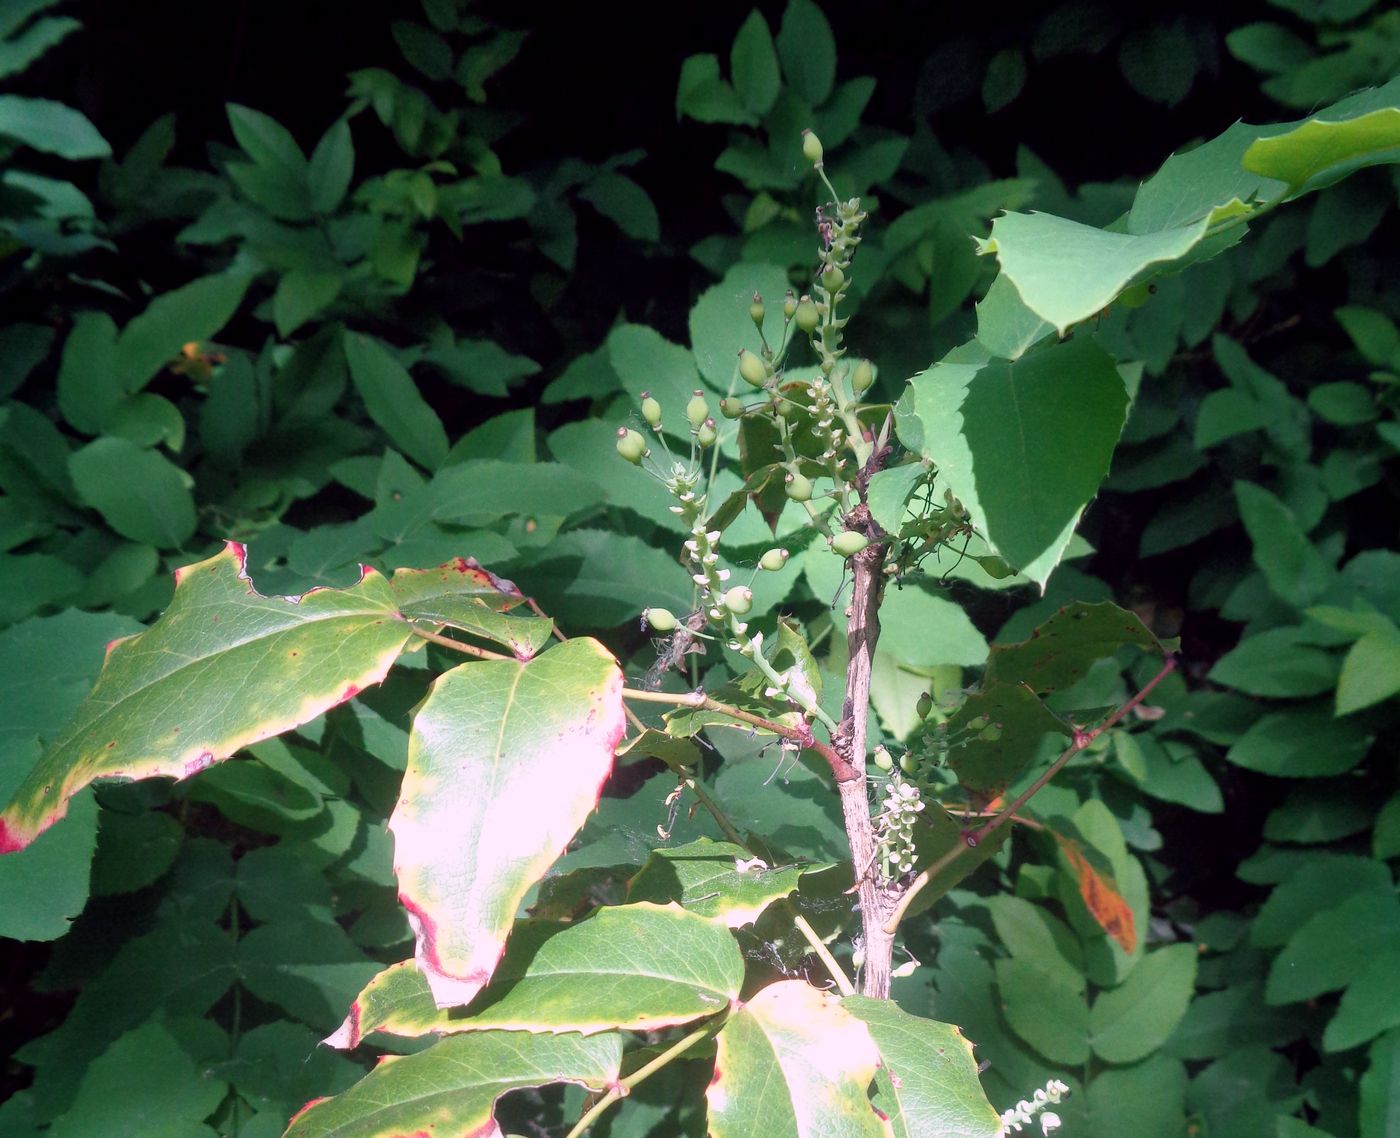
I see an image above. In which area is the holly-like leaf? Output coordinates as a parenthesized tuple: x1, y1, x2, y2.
(388, 557, 554, 659)
(844, 997, 1001, 1138)
(627, 837, 829, 928)
(0, 543, 414, 852)
(984, 600, 1165, 696)
(389, 637, 626, 1007)
(706, 980, 889, 1138)
(284, 1030, 623, 1138)
(946, 680, 1074, 803)
(327, 902, 741, 1046)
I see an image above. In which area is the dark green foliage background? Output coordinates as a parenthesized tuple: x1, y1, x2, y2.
(2, 1, 1398, 1135)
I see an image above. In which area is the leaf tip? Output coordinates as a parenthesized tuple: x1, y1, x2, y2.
(323, 1003, 362, 1050)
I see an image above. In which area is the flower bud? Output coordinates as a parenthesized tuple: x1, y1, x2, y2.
(616, 427, 647, 465)
(915, 691, 933, 720)
(759, 547, 789, 572)
(831, 531, 870, 557)
(640, 392, 662, 428)
(686, 390, 709, 429)
(802, 129, 824, 165)
(738, 349, 768, 388)
(795, 296, 820, 334)
(851, 359, 874, 394)
(784, 472, 813, 502)
(720, 396, 744, 419)
(723, 585, 753, 615)
(643, 607, 677, 633)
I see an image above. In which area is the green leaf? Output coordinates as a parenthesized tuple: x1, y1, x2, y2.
(0, 94, 109, 158)
(1114, 734, 1223, 813)
(1324, 948, 1400, 1052)
(688, 263, 791, 393)
(69, 437, 196, 548)
(0, 544, 414, 851)
(982, 48, 1026, 113)
(392, 20, 452, 81)
(676, 54, 753, 125)
(995, 956, 1090, 1064)
(986, 895, 1085, 991)
(1265, 782, 1373, 844)
(56, 311, 121, 435)
(628, 837, 826, 927)
(946, 681, 1073, 802)
(423, 336, 539, 397)
(1235, 481, 1334, 608)
(731, 10, 781, 115)
(273, 270, 342, 337)
(578, 172, 659, 243)
(115, 273, 252, 392)
(1244, 99, 1400, 196)
(228, 103, 305, 169)
(1089, 943, 1197, 1063)
(1361, 1029, 1400, 1138)
(1087, 1055, 1187, 1138)
(864, 463, 928, 536)
(284, 1030, 622, 1138)
(895, 337, 1129, 585)
(1267, 891, 1400, 1005)
(333, 903, 741, 1045)
(430, 461, 604, 524)
(1226, 703, 1373, 777)
(526, 528, 695, 629)
(343, 331, 449, 471)
(389, 637, 625, 1007)
(708, 980, 889, 1138)
(0, 12, 79, 80)
(1227, 22, 1314, 74)
(1335, 305, 1400, 367)
(1194, 387, 1267, 448)
(1162, 982, 1298, 1060)
(1309, 381, 1377, 425)
(1208, 626, 1340, 697)
(1250, 854, 1390, 949)
(845, 997, 1002, 1138)
(239, 916, 379, 1030)
(46, 1020, 226, 1138)
(1337, 626, 1400, 714)
(1118, 18, 1197, 107)
(774, 0, 836, 106)
(308, 118, 354, 214)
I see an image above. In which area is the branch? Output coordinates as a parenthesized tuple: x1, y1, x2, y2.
(623, 687, 857, 782)
(409, 625, 511, 660)
(883, 655, 1177, 934)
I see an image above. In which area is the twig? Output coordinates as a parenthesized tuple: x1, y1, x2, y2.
(883, 655, 1178, 935)
(408, 625, 511, 660)
(622, 687, 857, 782)
(563, 1023, 714, 1138)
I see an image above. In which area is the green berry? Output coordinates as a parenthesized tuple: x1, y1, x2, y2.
(697, 418, 717, 448)
(873, 746, 894, 771)
(851, 359, 874, 394)
(616, 427, 647, 465)
(723, 585, 753, 615)
(915, 692, 933, 720)
(784, 472, 813, 502)
(759, 547, 789, 572)
(831, 531, 870, 558)
(783, 291, 797, 319)
(643, 607, 677, 633)
(738, 349, 768, 388)
(821, 265, 845, 292)
(975, 555, 1014, 580)
(795, 297, 820, 334)
(899, 752, 918, 774)
(640, 392, 662, 428)
(720, 396, 744, 419)
(749, 296, 765, 328)
(802, 129, 824, 165)
(686, 390, 709, 429)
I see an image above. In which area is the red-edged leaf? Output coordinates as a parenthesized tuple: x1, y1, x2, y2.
(707, 980, 890, 1138)
(1055, 832, 1137, 953)
(0, 543, 412, 853)
(284, 1029, 622, 1138)
(389, 637, 626, 1007)
(390, 557, 554, 658)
